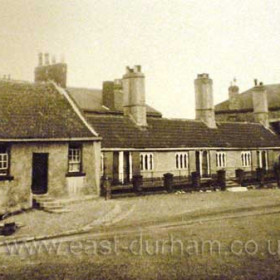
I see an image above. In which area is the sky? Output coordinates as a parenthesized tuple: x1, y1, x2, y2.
(0, 0, 280, 118)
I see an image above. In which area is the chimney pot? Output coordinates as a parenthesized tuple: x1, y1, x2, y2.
(60, 54, 65, 63)
(252, 84, 269, 128)
(38, 52, 43, 66)
(44, 53, 50, 65)
(134, 65, 141, 72)
(126, 66, 133, 74)
(254, 79, 258, 86)
(52, 55, 56, 64)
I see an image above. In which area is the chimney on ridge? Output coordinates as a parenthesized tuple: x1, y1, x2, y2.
(122, 65, 147, 127)
(228, 78, 240, 110)
(194, 73, 216, 128)
(252, 82, 269, 128)
(34, 52, 67, 88)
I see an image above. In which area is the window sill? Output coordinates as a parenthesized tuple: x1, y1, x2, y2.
(0, 175, 14, 182)
(66, 172, 86, 178)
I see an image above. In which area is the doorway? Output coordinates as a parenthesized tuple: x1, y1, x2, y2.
(258, 150, 268, 171)
(123, 151, 131, 184)
(195, 150, 210, 177)
(31, 153, 48, 194)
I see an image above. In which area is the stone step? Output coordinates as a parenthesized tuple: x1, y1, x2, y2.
(227, 183, 239, 187)
(44, 208, 71, 214)
(43, 205, 65, 211)
(33, 195, 70, 214)
(226, 180, 240, 187)
(227, 186, 248, 192)
(33, 196, 53, 203)
(40, 201, 65, 208)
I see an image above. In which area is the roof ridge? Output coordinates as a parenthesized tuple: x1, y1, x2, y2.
(67, 86, 101, 91)
(158, 118, 201, 122)
(0, 79, 32, 85)
(215, 83, 280, 108)
(52, 82, 100, 138)
(217, 121, 263, 125)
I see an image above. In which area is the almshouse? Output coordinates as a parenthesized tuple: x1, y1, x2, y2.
(45, 56, 279, 186)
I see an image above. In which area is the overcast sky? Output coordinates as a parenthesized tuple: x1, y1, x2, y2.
(0, 0, 279, 118)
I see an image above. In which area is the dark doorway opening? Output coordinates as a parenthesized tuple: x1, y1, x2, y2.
(202, 151, 209, 177)
(195, 151, 200, 175)
(261, 151, 267, 171)
(31, 153, 48, 195)
(123, 151, 130, 184)
(112, 151, 119, 185)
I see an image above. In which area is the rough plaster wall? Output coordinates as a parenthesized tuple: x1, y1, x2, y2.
(103, 151, 114, 178)
(0, 141, 99, 210)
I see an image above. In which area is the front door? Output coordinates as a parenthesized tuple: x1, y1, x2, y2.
(32, 153, 48, 194)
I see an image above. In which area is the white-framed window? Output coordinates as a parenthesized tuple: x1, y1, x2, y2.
(216, 152, 226, 168)
(175, 152, 188, 169)
(0, 145, 9, 176)
(140, 153, 154, 171)
(68, 144, 82, 173)
(241, 151, 251, 167)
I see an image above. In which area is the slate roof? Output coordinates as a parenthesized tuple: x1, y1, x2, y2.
(87, 115, 280, 149)
(0, 81, 95, 139)
(67, 87, 162, 117)
(215, 84, 280, 112)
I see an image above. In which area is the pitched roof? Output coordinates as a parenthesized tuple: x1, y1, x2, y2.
(67, 87, 162, 117)
(0, 81, 96, 140)
(86, 115, 280, 149)
(215, 84, 280, 112)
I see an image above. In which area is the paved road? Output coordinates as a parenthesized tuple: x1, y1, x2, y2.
(2, 202, 280, 256)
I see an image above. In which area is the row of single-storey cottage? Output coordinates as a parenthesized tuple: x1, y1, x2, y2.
(1, 53, 280, 211)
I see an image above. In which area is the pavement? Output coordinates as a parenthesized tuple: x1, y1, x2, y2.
(1, 188, 280, 247)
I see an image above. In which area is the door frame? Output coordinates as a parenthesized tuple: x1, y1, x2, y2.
(196, 150, 210, 177)
(31, 153, 49, 195)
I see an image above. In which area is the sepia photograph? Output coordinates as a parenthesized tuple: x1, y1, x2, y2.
(0, 0, 280, 279)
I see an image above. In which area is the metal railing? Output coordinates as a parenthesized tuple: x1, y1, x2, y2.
(102, 168, 278, 191)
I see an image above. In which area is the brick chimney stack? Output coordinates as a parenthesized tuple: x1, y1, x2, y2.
(228, 78, 240, 110)
(194, 73, 216, 128)
(122, 65, 147, 127)
(252, 82, 269, 128)
(228, 78, 239, 99)
(34, 52, 67, 88)
(102, 79, 123, 111)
